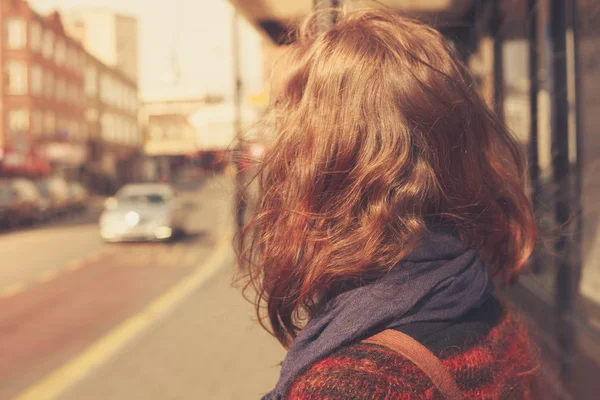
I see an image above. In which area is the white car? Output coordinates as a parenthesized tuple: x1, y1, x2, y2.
(99, 183, 185, 242)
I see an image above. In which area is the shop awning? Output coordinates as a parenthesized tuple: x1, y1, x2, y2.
(230, 0, 473, 42)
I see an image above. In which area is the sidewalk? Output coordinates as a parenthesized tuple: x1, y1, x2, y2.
(59, 252, 285, 400)
(58, 175, 286, 400)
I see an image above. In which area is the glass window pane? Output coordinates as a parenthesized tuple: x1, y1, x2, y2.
(6, 61, 28, 95)
(5, 18, 26, 49)
(577, 0, 600, 328)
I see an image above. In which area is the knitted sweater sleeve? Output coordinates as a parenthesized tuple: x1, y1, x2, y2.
(288, 343, 444, 400)
(288, 310, 545, 400)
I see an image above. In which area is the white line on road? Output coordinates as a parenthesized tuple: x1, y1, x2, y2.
(15, 236, 232, 400)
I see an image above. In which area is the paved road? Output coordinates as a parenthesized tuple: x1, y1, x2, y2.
(0, 208, 105, 293)
(0, 175, 286, 400)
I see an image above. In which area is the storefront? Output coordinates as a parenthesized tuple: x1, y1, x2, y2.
(231, 1, 600, 397)
(38, 141, 88, 180)
(466, 0, 600, 397)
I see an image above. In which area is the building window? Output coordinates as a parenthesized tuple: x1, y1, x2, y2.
(100, 74, 110, 104)
(101, 113, 114, 141)
(55, 39, 66, 66)
(29, 21, 41, 52)
(85, 65, 98, 96)
(30, 65, 43, 96)
(5, 18, 26, 49)
(56, 78, 66, 102)
(43, 29, 54, 59)
(576, 0, 600, 327)
(44, 111, 55, 135)
(31, 110, 43, 136)
(8, 109, 29, 132)
(6, 61, 28, 95)
(43, 70, 54, 98)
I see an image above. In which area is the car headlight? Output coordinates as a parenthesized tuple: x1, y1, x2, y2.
(125, 211, 140, 226)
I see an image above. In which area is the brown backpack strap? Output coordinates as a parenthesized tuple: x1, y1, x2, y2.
(363, 329, 465, 400)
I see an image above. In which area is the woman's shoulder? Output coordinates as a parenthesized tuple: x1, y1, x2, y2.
(288, 307, 543, 400)
(288, 340, 445, 399)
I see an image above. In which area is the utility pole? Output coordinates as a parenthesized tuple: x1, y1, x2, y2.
(313, 0, 341, 32)
(232, 10, 245, 229)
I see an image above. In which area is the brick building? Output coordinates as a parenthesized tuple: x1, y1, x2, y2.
(84, 48, 140, 193)
(0, 0, 141, 189)
(0, 0, 86, 177)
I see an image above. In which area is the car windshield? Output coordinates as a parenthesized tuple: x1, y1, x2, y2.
(36, 181, 50, 196)
(117, 193, 168, 205)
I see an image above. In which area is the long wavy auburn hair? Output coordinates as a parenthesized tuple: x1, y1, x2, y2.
(235, 9, 536, 348)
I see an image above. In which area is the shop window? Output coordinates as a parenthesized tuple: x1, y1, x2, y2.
(5, 18, 26, 49)
(500, 0, 530, 146)
(6, 61, 28, 95)
(576, 0, 600, 330)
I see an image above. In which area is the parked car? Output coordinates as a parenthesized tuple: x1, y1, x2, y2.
(99, 183, 185, 242)
(0, 179, 43, 228)
(0, 182, 17, 228)
(68, 182, 89, 212)
(36, 177, 71, 218)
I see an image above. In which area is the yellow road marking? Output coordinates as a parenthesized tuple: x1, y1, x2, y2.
(0, 281, 27, 298)
(15, 238, 231, 400)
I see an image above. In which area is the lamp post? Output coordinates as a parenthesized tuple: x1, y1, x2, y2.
(314, 0, 341, 32)
(232, 10, 245, 229)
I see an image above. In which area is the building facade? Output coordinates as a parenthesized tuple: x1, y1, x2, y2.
(62, 10, 139, 83)
(84, 49, 140, 193)
(0, 0, 141, 191)
(0, 0, 87, 178)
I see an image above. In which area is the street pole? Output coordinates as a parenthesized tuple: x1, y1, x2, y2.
(313, 0, 341, 32)
(232, 10, 246, 230)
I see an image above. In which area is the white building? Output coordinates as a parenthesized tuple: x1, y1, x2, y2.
(62, 10, 139, 83)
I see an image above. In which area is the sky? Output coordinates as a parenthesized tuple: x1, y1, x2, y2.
(30, 0, 265, 101)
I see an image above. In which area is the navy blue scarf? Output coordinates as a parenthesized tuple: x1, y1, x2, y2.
(262, 228, 493, 399)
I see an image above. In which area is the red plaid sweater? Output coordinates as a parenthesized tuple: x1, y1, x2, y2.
(288, 302, 543, 399)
